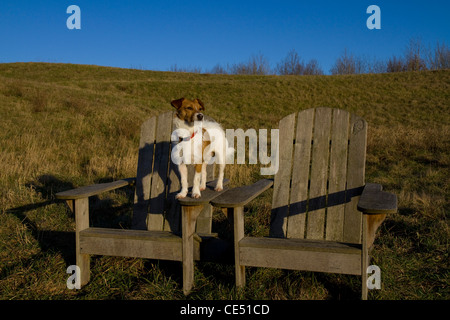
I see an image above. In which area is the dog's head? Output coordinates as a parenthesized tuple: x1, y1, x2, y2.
(171, 98, 205, 123)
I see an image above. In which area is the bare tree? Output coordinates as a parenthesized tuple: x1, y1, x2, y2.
(386, 55, 406, 73)
(403, 38, 427, 71)
(363, 56, 386, 74)
(276, 49, 304, 75)
(303, 59, 324, 75)
(169, 64, 202, 73)
(276, 49, 323, 75)
(170, 38, 449, 77)
(330, 49, 365, 75)
(231, 54, 271, 75)
(427, 41, 450, 70)
(209, 63, 228, 74)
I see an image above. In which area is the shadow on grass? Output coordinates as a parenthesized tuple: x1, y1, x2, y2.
(6, 176, 76, 265)
(4, 174, 193, 293)
(5, 174, 372, 299)
(5, 174, 135, 266)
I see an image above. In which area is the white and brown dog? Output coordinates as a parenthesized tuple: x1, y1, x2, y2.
(171, 97, 233, 199)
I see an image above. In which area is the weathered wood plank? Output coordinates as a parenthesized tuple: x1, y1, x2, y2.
(164, 112, 182, 232)
(239, 237, 361, 275)
(210, 179, 273, 208)
(147, 112, 173, 231)
(80, 227, 182, 241)
(287, 108, 314, 238)
(306, 108, 332, 240)
(182, 205, 203, 295)
(326, 109, 350, 241)
(239, 236, 361, 254)
(343, 114, 367, 244)
(79, 227, 187, 261)
(177, 179, 229, 206)
(133, 116, 157, 229)
(357, 183, 397, 214)
(195, 164, 216, 234)
(56, 178, 135, 200)
(361, 215, 369, 300)
(195, 206, 212, 234)
(75, 198, 90, 286)
(269, 113, 296, 238)
(228, 207, 246, 287)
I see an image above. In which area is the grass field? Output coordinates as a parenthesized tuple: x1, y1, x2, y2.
(0, 62, 448, 300)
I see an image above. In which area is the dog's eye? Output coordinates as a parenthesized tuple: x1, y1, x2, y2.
(187, 107, 193, 110)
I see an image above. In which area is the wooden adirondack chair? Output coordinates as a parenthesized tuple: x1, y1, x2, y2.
(211, 107, 397, 299)
(56, 111, 229, 295)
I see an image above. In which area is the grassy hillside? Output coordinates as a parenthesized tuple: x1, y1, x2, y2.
(0, 62, 448, 300)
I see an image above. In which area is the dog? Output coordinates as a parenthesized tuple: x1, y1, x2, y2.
(171, 97, 233, 199)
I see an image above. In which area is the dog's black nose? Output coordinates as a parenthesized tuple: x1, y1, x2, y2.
(197, 113, 204, 120)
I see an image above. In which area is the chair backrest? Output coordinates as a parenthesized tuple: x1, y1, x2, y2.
(270, 108, 367, 244)
(131, 111, 215, 232)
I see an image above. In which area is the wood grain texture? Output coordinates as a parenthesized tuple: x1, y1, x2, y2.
(269, 112, 296, 238)
(239, 237, 361, 275)
(177, 179, 230, 206)
(182, 205, 203, 295)
(210, 179, 273, 208)
(80, 228, 186, 261)
(229, 207, 246, 287)
(343, 114, 367, 244)
(133, 116, 157, 229)
(55, 178, 135, 200)
(287, 108, 314, 238)
(306, 107, 332, 240)
(325, 109, 350, 241)
(75, 198, 90, 286)
(148, 112, 174, 231)
(357, 183, 397, 214)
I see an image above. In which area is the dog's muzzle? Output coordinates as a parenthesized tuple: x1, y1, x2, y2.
(196, 113, 204, 121)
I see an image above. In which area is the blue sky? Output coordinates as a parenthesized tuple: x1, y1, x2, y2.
(0, 1, 449, 74)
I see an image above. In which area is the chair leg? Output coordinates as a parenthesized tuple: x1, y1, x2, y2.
(361, 215, 369, 300)
(181, 205, 203, 295)
(228, 207, 245, 288)
(74, 198, 90, 286)
(361, 272, 368, 300)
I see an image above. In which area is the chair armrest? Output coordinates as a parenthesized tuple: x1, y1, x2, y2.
(357, 183, 397, 214)
(55, 178, 136, 200)
(210, 179, 274, 208)
(177, 179, 230, 206)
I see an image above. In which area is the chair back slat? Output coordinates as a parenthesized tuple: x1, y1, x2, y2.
(163, 137, 182, 232)
(305, 107, 332, 239)
(132, 116, 157, 230)
(286, 109, 314, 238)
(325, 109, 350, 241)
(147, 112, 174, 231)
(269, 113, 296, 237)
(343, 113, 367, 243)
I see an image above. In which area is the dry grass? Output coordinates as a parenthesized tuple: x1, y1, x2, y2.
(0, 63, 448, 300)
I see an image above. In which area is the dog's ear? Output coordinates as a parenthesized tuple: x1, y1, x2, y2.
(195, 98, 205, 110)
(171, 98, 185, 110)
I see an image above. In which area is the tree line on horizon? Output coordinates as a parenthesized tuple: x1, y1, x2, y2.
(170, 38, 449, 75)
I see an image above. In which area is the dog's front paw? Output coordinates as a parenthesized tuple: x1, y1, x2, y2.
(214, 186, 223, 192)
(191, 192, 201, 199)
(200, 186, 206, 191)
(176, 192, 187, 199)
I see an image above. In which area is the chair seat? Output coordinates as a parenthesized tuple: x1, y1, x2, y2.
(79, 227, 197, 261)
(238, 237, 362, 275)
